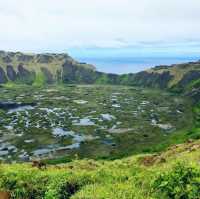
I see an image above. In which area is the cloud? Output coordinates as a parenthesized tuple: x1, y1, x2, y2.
(0, 0, 200, 52)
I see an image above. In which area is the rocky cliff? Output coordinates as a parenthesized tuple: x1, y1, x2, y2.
(0, 50, 200, 96)
(139, 61, 200, 103)
(0, 51, 96, 85)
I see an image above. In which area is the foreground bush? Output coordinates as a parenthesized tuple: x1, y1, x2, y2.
(153, 163, 200, 199)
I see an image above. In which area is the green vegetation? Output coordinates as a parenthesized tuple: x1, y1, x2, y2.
(0, 84, 199, 198)
(0, 139, 200, 198)
(153, 163, 200, 199)
(33, 72, 46, 86)
(0, 51, 200, 198)
(0, 85, 193, 162)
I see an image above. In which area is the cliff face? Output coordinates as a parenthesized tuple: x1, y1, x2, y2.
(6, 65, 17, 81)
(0, 67, 7, 84)
(0, 50, 121, 85)
(125, 71, 173, 89)
(176, 71, 200, 89)
(0, 51, 96, 85)
(0, 50, 200, 96)
(140, 61, 200, 103)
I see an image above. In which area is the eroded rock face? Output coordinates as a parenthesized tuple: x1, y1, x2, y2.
(17, 54, 34, 62)
(72, 65, 95, 84)
(62, 61, 102, 84)
(125, 71, 173, 89)
(36, 54, 53, 63)
(186, 88, 200, 104)
(2, 56, 11, 63)
(56, 70, 62, 82)
(41, 67, 54, 84)
(62, 61, 120, 84)
(17, 64, 36, 84)
(6, 65, 17, 81)
(18, 64, 30, 77)
(0, 67, 7, 84)
(177, 71, 200, 88)
(62, 61, 79, 83)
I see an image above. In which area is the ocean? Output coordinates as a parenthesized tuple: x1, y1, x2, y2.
(74, 56, 200, 74)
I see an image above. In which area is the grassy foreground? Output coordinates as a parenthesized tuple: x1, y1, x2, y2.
(0, 139, 200, 199)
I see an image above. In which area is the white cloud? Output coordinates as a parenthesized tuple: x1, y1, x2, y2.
(0, 0, 200, 52)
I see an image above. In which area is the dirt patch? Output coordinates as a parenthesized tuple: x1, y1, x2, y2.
(140, 140, 200, 167)
(139, 155, 166, 166)
(0, 192, 10, 199)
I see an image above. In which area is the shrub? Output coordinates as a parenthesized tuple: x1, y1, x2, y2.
(0, 170, 49, 198)
(153, 163, 200, 199)
(187, 129, 200, 140)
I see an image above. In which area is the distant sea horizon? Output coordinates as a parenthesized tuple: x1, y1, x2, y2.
(73, 56, 200, 74)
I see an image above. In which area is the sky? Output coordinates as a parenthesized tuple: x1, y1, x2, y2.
(0, 0, 200, 72)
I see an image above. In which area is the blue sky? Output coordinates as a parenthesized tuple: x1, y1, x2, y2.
(0, 0, 200, 71)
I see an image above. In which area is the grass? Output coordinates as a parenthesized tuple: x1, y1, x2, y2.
(0, 139, 200, 198)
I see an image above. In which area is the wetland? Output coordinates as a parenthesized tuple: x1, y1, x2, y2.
(0, 84, 192, 162)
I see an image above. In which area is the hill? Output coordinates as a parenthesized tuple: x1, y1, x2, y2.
(0, 50, 200, 99)
(125, 60, 200, 91)
(1, 50, 200, 95)
(119, 60, 200, 103)
(0, 51, 98, 85)
(0, 139, 200, 198)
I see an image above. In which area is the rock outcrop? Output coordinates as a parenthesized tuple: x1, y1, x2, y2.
(36, 54, 53, 64)
(17, 64, 36, 84)
(6, 65, 17, 81)
(126, 71, 173, 89)
(17, 54, 34, 62)
(0, 67, 7, 84)
(177, 71, 200, 89)
(40, 67, 54, 84)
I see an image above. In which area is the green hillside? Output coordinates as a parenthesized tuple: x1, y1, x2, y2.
(0, 138, 200, 199)
(148, 61, 200, 87)
(111, 60, 200, 93)
(0, 51, 95, 72)
(0, 51, 96, 85)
